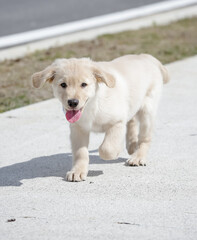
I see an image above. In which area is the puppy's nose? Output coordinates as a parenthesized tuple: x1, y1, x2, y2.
(68, 99, 79, 108)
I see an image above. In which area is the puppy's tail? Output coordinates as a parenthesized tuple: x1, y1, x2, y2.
(142, 54, 170, 84)
(159, 62, 170, 84)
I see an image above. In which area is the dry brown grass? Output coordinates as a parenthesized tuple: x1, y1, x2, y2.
(0, 17, 197, 113)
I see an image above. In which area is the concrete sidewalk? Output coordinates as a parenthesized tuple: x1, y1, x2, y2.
(0, 56, 197, 239)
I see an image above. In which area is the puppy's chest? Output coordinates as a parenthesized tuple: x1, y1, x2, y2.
(78, 109, 109, 133)
(91, 107, 114, 132)
(91, 119, 108, 133)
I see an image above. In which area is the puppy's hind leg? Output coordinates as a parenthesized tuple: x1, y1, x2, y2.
(126, 95, 158, 166)
(126, 116, 139, 155)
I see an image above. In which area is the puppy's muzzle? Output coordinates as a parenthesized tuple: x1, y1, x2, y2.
(68, 99, 79, 108)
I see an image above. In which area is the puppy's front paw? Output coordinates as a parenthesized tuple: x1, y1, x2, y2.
(66, 169, 87, 182)
(99, 145, 120, 160)
(126, 156, 146, 167)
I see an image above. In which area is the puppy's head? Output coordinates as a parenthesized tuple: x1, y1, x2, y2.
(31, 58, 115, 123)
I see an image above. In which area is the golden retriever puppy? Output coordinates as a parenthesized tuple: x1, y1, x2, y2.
(31, 54, 169, 182)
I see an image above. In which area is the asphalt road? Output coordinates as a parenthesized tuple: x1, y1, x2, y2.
(0, 0, 166, 37)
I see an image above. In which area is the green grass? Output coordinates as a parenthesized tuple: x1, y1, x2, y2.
(0, 17, 197, 113)
(0, 95, 31, 113)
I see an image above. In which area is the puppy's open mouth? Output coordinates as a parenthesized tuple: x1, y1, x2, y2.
(66, 109, 82, 123)
(64, 99, 88, 123)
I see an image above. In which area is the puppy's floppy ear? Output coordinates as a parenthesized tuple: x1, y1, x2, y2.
(31, 66, 55, 88)
(92, 66, 115, 88)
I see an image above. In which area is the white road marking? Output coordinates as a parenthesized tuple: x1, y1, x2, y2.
(0, 0, 196, 49)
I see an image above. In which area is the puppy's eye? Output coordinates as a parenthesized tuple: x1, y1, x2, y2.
(60, 83, 67, 88)
(81, 83, 87, 88)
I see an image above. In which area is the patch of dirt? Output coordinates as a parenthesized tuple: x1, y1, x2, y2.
(0, 17, 197, 113)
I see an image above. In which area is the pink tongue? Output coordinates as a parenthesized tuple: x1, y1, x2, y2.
(66, 110, 82, 123)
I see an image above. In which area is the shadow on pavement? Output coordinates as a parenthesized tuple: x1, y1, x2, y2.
(0, 151, 126, 187)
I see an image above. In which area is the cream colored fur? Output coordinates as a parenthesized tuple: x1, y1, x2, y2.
(31, 54, 169, 182)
